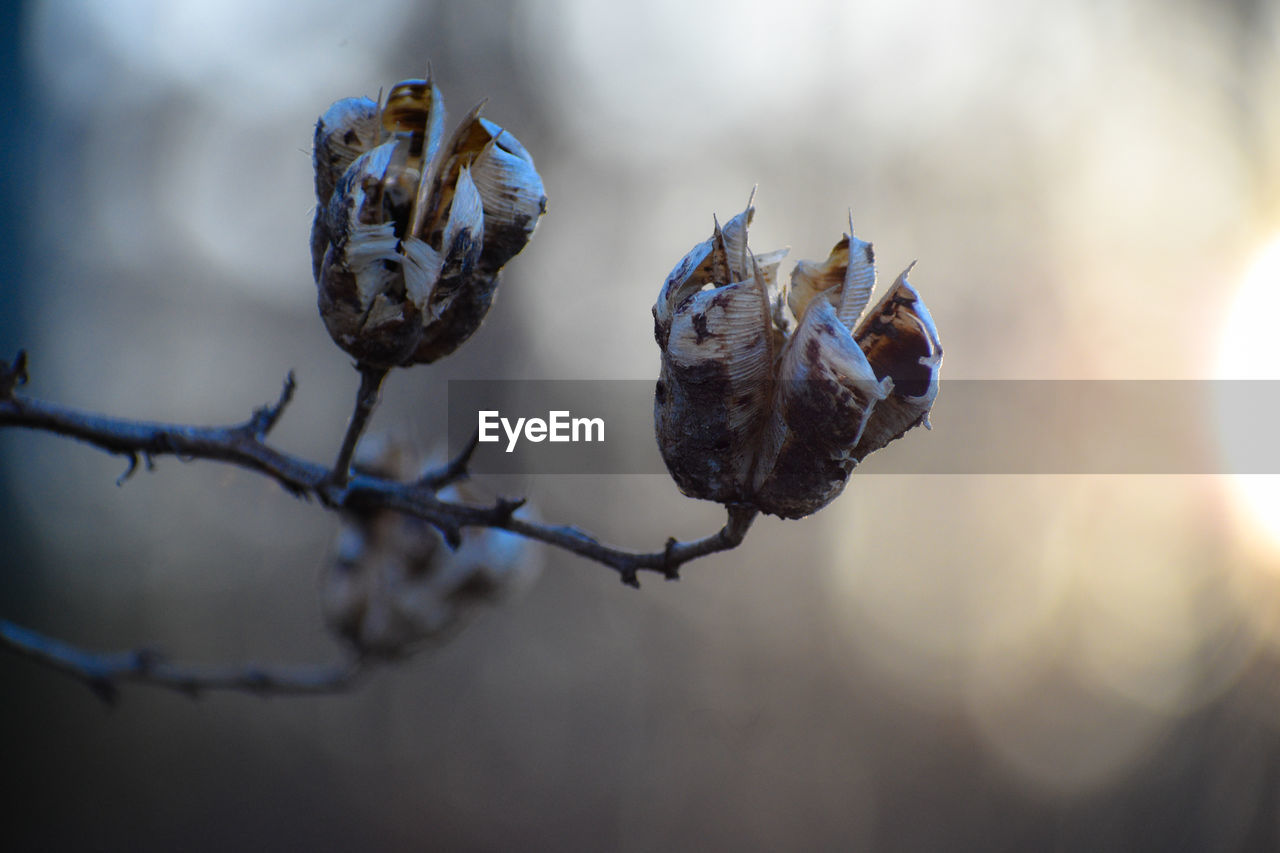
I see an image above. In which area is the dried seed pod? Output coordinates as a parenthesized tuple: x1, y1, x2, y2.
(653, 201, 942, 518)
(320, 435, 539, 657)
(312, 75, 546, 368)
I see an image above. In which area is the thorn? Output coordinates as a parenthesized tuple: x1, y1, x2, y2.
(242, 668, 269, 691)
(133, 648, 163, 673)
(620, 569, 640, 589)
(244, 370, 298, 436)
(662, 537, 681, 580)
(115, 453, 139, 487)
(86, 677, 119, 706)
(281, 480, 312, 501)
(0, 349, 28, 398)
(493, 496, 527, 521)
(419, 429, 479, 489)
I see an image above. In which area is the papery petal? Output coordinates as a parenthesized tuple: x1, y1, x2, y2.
(431, 166, 485, 312)
(851, 265, 943, 459)
(314, 97, 379, 211)
(470, 121, 547, 273)
(655, 257, 774, 503)
(752, 298, 891, 518)
(382, 76, 446, 169)
(402, 237, 442, 310)
(788, 225, 876, 329)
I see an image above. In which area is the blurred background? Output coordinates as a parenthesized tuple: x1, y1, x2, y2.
(4, 0, 1280, 849)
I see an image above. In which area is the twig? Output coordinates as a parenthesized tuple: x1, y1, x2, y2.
(418, 429, 480, 490)
(0, 352, 757, 585)
(0, 618, 367, 703)
(0, 349, 27, 397)
(0, 351, 759, 698)
(501, 504, 757, 587)
(328, 364, 388, 490)
(0, 368, 327, 499)
(244, 370, 298, 437)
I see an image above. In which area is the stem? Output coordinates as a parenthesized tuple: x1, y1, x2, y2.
(0, 355, 757, 584)
(0, 618, 366, 703)
(329, 364, 388, 489)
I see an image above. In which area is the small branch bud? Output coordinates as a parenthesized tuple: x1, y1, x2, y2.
(1, 350, 28, 399)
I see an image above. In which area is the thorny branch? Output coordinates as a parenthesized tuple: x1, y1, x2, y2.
(0, 350, 757, 698)
(0, 620, 367, 704)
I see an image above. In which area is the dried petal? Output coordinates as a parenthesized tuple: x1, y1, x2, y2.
(470, 118, 547, 273)
(654, 206, 768, 334)
(311, 97, 380, 281)
(420, 166, 487, 352)
(314, 97, 381, 206)
(851, 265, 943, 459)
(752, 298, 890, 518)
(409, 271, 498, 364)
(436, 165, 485, 287)
(317, 142, 424, 367)
(788, 222, 875, 329)
(411, 103, 487, 246)
(381, 77, 446, 169)
(656, 259, 775, 503)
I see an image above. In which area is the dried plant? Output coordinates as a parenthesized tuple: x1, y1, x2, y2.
(0, 76, 940, 701)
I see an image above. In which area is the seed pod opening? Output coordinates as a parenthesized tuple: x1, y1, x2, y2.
(653, 200, 942, 518)
(312, 76, 546, 368)
(850, 266, 943, 460)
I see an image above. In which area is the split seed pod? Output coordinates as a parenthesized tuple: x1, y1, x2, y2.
(312, 75, 547, 368)
(653, 204, 942, 518)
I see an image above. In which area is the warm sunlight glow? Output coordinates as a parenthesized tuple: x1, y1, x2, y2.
(1215, 234, 1280, 550)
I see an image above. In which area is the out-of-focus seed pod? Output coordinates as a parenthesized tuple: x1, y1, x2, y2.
(320, 435, 540, 657)
(653, 201, 942, 519)
(311, 75, 546, 369)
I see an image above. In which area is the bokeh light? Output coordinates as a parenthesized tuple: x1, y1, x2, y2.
(1215, 234, 1280, 551)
